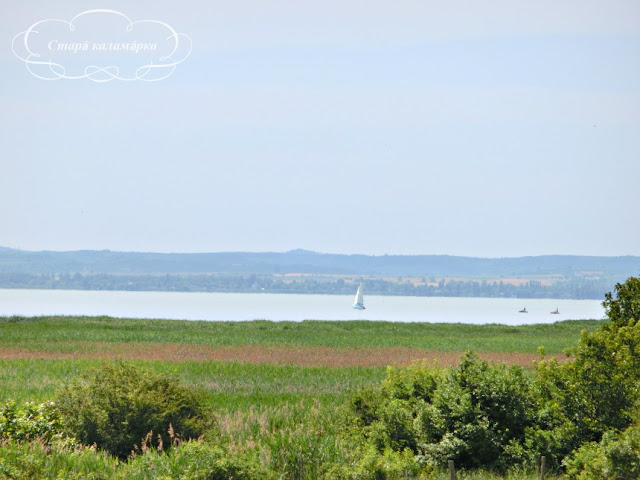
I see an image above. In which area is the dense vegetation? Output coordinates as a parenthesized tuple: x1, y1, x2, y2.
(2, 247, 638, 299)
(1, 277, 639, 478)
(55, 363, 212, 459)
(0, 271, 618, 299)
(338, 274, 640, 477)
(0, 315, 602, 353)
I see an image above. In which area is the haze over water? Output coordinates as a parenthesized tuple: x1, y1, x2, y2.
(0, 289, 604, 325)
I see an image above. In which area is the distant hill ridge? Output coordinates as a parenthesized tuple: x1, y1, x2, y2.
(0, 247, 639, 278)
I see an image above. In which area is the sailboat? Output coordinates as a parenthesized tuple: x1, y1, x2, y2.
(519, 307, 528, 313)
(352, 282, 365, 310)
(551, 307, 560, 314)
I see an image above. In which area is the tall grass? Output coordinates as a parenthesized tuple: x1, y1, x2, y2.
(0, 317, 593, 478)
(0, 315, 603, 353)
(0, 358, 386, 408)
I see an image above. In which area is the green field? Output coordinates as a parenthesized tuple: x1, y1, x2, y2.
(0, 316, 603, 402)
(0, 315, 603, 405)
(0, 358, 385, 411)
(0, 315, 605, 479)
(1, 315, 603, 351)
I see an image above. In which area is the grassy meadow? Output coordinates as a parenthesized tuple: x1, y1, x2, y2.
(0, 315, 604, 479)
(0, 315, 603, 405)
(1, 314, 603, 351)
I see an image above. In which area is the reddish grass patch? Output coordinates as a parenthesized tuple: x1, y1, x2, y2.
(0, 342, 566, 368)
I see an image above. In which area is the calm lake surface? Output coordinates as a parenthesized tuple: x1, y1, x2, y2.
(0, 289, 604, 325)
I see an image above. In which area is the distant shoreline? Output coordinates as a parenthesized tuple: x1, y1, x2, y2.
(2, 248, 637, 300)
(0, 272, 615, 300)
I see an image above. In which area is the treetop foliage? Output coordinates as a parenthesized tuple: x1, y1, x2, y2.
(603, 276, 640, 328)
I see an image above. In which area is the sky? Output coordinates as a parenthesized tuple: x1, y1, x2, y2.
(1, 0, 639, 257)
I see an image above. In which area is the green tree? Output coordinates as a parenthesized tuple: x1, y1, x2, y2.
(532, 275, 640, 467)
(603, 276, 640, 329)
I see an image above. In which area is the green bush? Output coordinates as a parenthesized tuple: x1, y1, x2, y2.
(55, 362, 213, 459)
(340, 446, 430, 480)
(380, 362, 439, 404)
(565, 420, 640, 480)
(349, 353, 536, 473)
(0, 438, 271, 480)
(532, 276, 640, 467)
(350, 386, 383, 427)
(0, 400, 66, 445)
(427, 353, 535, 472)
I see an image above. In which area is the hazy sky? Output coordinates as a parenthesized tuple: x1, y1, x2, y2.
(2, 1, 639, 257)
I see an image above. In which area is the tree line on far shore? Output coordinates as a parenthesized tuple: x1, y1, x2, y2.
(0, 272, 613, 299)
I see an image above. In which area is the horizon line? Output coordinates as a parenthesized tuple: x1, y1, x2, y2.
(1, 246, 638, 260)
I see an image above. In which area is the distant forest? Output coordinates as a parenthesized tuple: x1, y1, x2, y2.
(0, 272, 619, 299)
(0, 247, 638, 299)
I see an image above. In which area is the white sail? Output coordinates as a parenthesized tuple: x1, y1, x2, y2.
(353, 283, 365, 309)
(355, 285, 363, 304)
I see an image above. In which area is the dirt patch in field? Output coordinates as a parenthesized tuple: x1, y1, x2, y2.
(0, 342, 566, 368)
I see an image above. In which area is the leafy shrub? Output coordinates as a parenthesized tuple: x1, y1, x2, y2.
(426, 354, 535, 472)
(350, 353, 536, 473)
(533, 276, 640, 467)
(380, 362, 439, 404)
(330, 445, 431, 480)
(565, 420, 640, 480)
(55, 362, 213, 459)
(0, 439, 270, 480)
(350, 386, 382, 427)
(0, 400, 66, 445)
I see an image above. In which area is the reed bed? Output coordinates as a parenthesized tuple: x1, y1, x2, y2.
(0, 343, 559, 368)
(0, 315, 602, 353)
(0, 316, 592, 478)
(0, 316, 590, 406)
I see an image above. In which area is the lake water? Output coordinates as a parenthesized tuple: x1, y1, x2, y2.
(0, 289, 605, 324)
